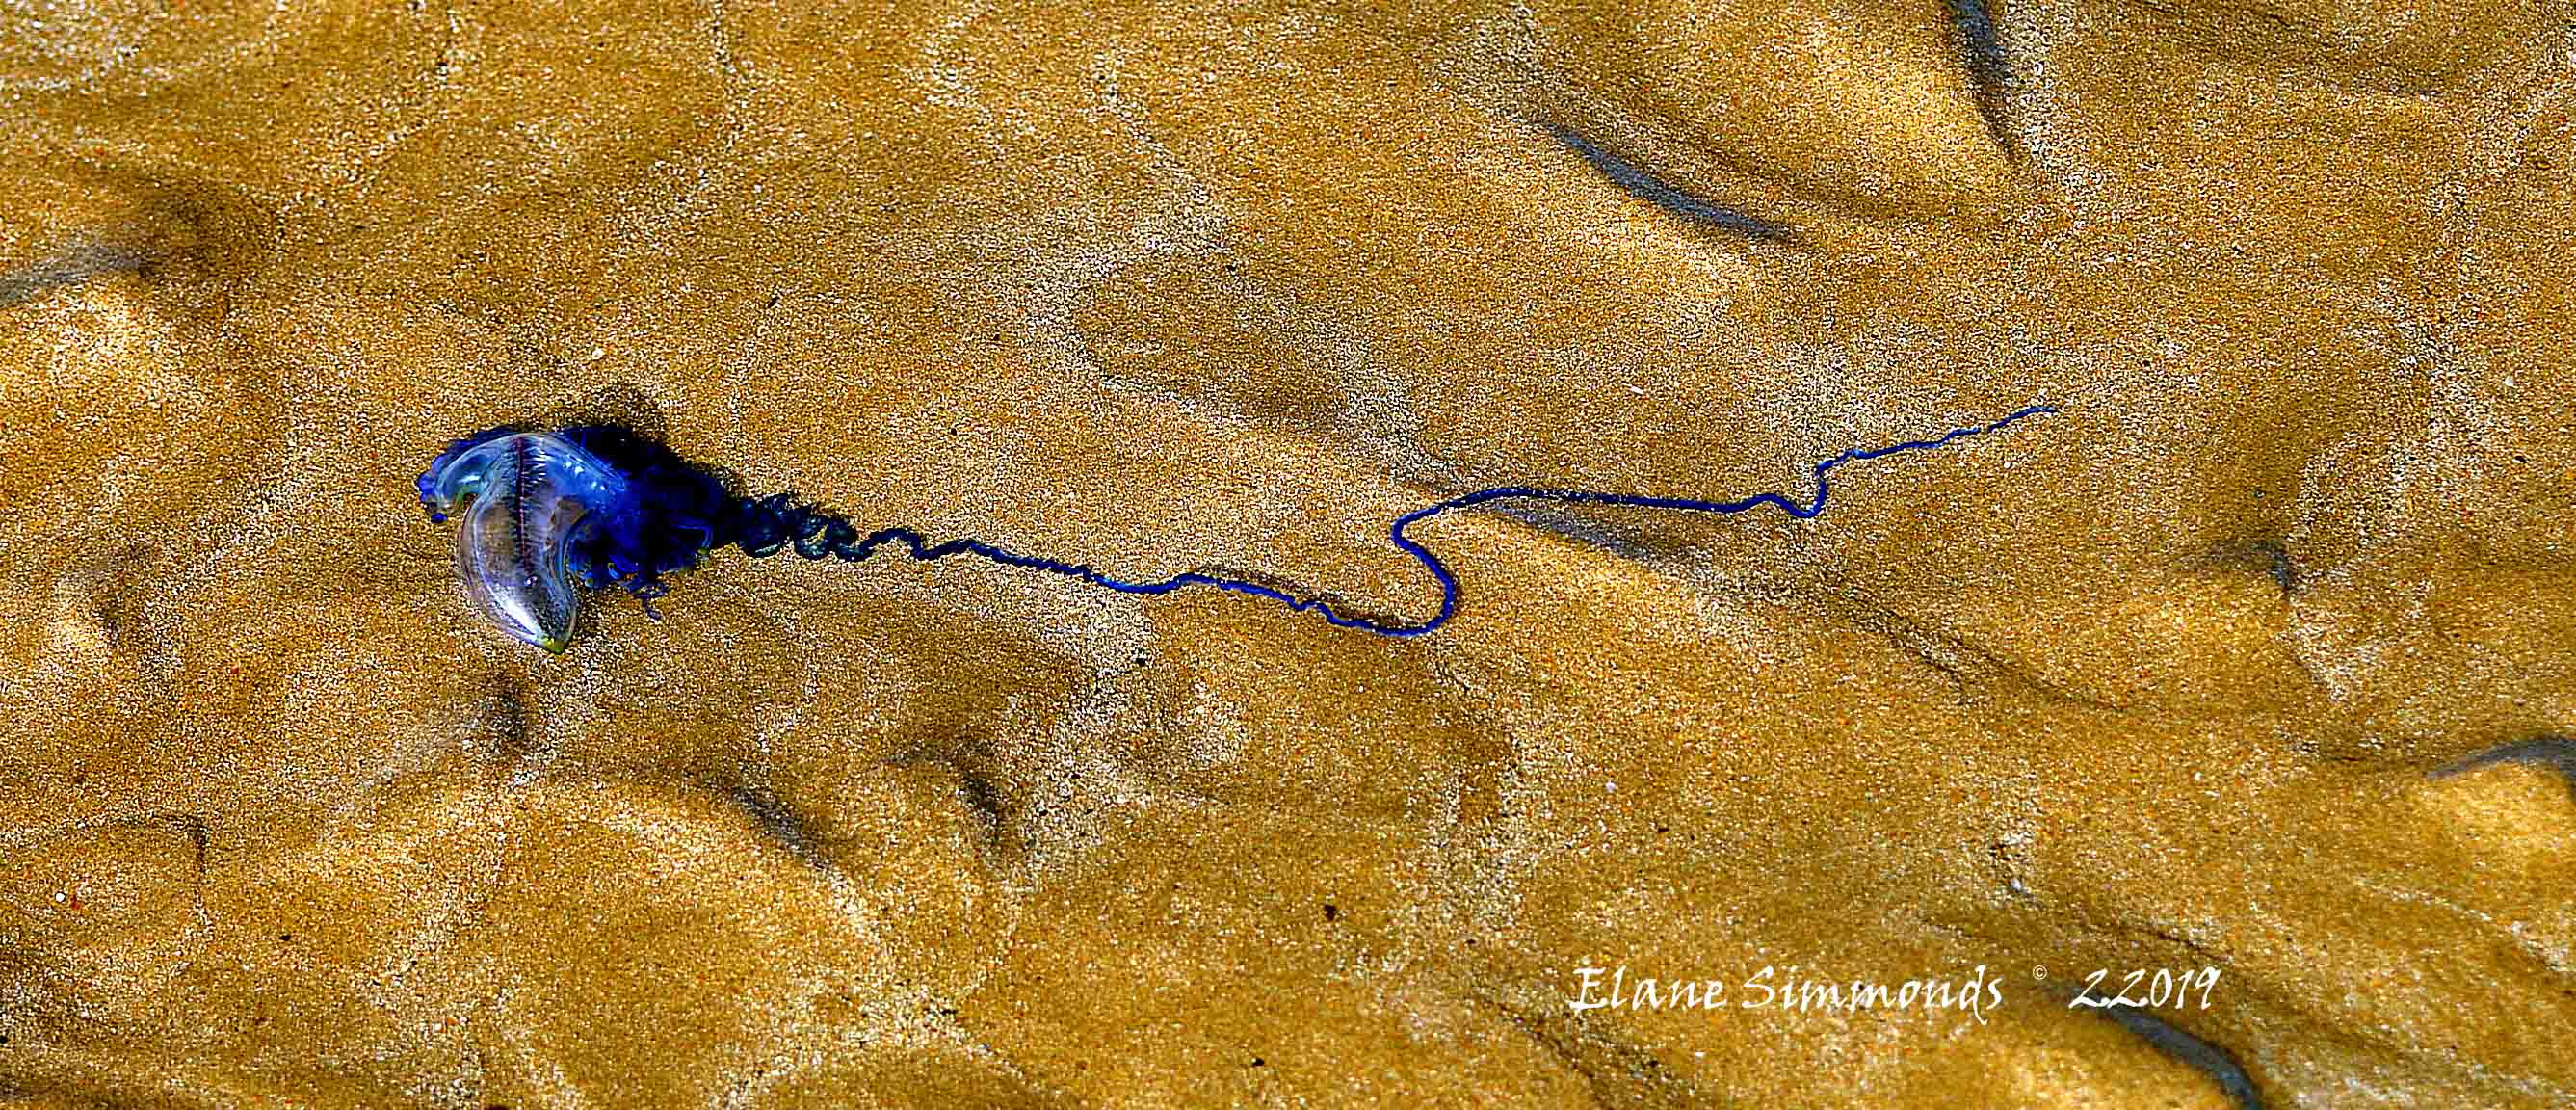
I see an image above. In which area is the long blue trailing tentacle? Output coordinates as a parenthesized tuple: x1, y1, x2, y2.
(692, 403, 2059, 638)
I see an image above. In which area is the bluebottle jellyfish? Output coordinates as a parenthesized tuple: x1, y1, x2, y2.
(417, 406, 2057, 651)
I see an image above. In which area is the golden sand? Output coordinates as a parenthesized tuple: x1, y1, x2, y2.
(3, 0, 2571, 1105)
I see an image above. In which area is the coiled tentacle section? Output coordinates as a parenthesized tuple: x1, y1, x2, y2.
(418, 406, 2058, 650)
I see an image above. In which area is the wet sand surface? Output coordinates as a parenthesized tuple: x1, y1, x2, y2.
(4, 1, 2574, 1105)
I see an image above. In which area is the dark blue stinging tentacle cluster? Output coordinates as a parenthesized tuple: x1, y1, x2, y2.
(419, 405, 2057, 648)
